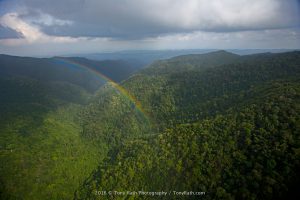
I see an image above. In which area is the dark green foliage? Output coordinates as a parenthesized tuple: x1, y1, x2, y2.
(0, 105, 103, 200)
(0, 56, 106, 199)
(76, 51, 300, 200)
(122, 51, 300, 127)
(79, 83, 153, 149)
(1, 51, 300, 199)
(76, 82, 300, 200)
(0, 76, 104, 200)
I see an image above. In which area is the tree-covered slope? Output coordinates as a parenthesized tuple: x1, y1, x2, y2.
(76, 51, 300, 199)
(77, 82, 300, 199)
(1, 51, 299, 200)
(0, 105, 103, 200)
(0, 80, 103, 199)
(0, 55, 109, 199)
(121, 51, 300, 126)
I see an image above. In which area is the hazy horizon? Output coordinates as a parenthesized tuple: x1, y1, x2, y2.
(1, 48, 299, 58)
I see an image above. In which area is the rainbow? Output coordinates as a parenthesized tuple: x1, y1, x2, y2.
(54, 57, 151, 125)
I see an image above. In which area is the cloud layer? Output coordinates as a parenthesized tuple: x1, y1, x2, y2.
(0, 0, 299, 56)
(0, 12, 80, 45)
(11, 0, 300, 38)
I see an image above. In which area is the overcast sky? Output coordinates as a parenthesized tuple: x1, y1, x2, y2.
(0, 0, 299, 56)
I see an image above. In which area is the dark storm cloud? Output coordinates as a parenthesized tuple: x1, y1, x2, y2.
(14, 0, 178, 39)
(0, 25, 20, 39)
(0, 0, 299, 56)
(8, 0, 300, 39)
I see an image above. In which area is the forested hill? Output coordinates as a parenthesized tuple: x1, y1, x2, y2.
(142, 50, 240, 75)
(76, 50, 300, 200)
(0, 54, 144, 200)
(141, 50, 299, 75)
(120, 50, 300, 127)
(0, 50, 299, 199)
(0, 54, 140, 92)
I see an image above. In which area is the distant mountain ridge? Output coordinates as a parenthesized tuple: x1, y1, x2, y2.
(140, 50, 300, 75)
(58, 56, 141, 83)
(0, 54, 141, 92)
(141, 50, 241, 75)
(68, 49, 297, 66)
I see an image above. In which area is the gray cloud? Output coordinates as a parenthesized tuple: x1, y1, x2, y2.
(6, 0, 300, 39)
(0, 25, 20, 39)
(0, 0, 299, 56)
